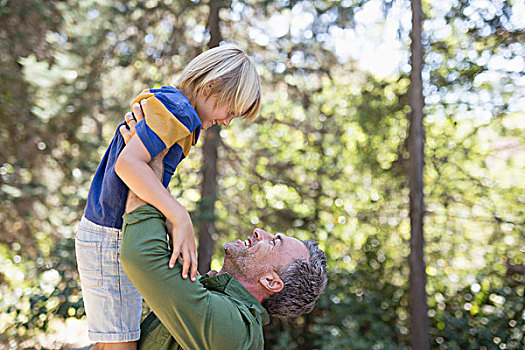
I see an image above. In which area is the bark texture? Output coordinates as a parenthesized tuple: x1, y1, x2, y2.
(197, 1, 224, 274)
(408, 0, 430, 349)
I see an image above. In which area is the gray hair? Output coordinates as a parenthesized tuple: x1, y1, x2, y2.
(262, 240, 327, 318)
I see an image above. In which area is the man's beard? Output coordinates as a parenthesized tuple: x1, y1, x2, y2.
(222, 241, 266, 281)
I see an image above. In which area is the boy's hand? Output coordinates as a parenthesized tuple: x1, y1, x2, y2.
(120, 101, 146, 143)
(166, 220, 199, 276)
(169, 216, 198, 281)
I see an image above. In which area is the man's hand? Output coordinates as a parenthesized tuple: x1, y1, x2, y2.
(122, 101, 149, 213)
(119, 101, 145, 143)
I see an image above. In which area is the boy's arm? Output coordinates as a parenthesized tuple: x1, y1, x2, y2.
(116, 102, 197, 281)
(123, 148, 167, 214)
(120, 118, 179, 263)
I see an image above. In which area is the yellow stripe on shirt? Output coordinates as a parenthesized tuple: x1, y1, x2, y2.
(132, 89, 197, 157)
(131, 89, 155, 104)
(140, 97, 191, 148)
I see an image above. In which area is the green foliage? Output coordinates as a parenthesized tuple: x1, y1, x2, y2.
(264, 235, 410, 350)
(0, 0, 523, 348)
(428, 271, 524, 349)
(263, 252, 524, 350)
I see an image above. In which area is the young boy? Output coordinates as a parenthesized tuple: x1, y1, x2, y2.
(75, 44, 261, 349)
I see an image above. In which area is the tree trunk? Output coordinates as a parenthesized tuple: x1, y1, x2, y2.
(197, 2, 224, 274)
(408, 0, 430, 349)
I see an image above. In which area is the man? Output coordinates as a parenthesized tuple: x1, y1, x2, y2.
(118, 114, 327, 350)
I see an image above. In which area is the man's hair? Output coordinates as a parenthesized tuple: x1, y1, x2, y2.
(262, 240, 327, 318)
(175, 44, 261, 122)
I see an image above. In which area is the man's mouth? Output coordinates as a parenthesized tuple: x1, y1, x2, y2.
(235, 236, 254, 248)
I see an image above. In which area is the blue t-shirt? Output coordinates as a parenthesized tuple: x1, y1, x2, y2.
(84, 86, 202, 229)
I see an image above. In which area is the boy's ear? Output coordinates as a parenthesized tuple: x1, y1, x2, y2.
(259, 270, 284, 294)
(202, 82, 212, 95)
(202, 78, 220, 96)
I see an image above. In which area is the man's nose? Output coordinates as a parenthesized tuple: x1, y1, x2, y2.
(253, 228, 274, 240)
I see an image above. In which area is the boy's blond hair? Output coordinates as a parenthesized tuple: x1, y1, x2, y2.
(175, 44, 261, 122)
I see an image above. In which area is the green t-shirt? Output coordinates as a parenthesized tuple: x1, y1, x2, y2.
(121, 205, 270, 350)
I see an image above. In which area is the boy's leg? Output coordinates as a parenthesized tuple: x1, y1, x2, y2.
(76, 219, 142, 345)
(85, 154, 165, 349)
(87, 150, 167, 350)
(82, 104, 163, 348)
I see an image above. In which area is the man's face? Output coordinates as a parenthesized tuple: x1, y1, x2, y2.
(222, 228, 309, 282)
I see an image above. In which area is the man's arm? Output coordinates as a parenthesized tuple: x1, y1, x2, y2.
(120, 207, 248, 350)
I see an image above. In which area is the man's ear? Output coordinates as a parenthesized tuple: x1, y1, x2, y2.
(259, 270, 284, 293)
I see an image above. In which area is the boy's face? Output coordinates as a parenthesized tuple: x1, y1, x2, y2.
(194, 93, 238, 130)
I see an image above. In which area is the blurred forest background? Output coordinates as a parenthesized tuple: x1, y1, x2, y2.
(0, 0, 524, 349)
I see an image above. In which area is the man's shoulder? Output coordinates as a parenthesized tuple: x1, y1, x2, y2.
(209, 297, 251, 328)
(139, 294, 265, 350)
(206, 293, 265, 349)
(208, 292, 259, 320)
